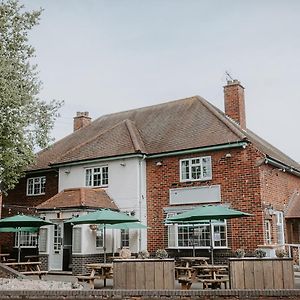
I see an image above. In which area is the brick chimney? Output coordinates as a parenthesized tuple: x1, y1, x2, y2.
(73, 112, 91, 132)
(224, 79, 246, 129)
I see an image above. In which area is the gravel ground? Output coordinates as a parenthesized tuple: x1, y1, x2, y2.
(0, 278, 83, 290)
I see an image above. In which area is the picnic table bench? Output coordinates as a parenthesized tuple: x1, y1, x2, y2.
(5, 262, 47, 279)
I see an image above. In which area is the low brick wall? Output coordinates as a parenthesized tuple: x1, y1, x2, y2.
(0, 289, 299, 299)
(72, 254, 103, 275)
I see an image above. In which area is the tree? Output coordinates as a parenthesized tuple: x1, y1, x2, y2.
(0, 0, 63, 194)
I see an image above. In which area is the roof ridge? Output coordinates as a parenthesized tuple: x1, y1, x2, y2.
(196, 96, 246, 140)
(50, 119, 131, 165)
(92, 96, 200, 124)
(124, 119, 146, 153)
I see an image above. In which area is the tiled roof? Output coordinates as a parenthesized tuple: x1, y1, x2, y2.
(28, 95, 300, 172)
(36, 188, 118, 210)
(285, 191, 300, 218)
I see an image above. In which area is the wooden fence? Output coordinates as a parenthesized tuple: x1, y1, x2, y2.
(229, 257, 294, 289)
(113, 258, 175, 289)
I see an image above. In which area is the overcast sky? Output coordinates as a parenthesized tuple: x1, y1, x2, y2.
(21, 0, 300, 162)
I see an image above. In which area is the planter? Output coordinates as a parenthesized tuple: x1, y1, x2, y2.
(113, 258, 175, 289)
(229, 257, 294, 289)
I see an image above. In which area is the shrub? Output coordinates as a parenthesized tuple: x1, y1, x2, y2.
(138, 250, 150, 259)
(254, 249, 266, 258)
(156, 249, 168, 259)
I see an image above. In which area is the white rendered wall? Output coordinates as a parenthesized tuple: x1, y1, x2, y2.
(57, 157, 147, 254)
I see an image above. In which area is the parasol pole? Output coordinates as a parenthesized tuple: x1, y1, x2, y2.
(192, 224, 195, 257)
(210, 220, 214, 264)
(103, 224, 106, 263)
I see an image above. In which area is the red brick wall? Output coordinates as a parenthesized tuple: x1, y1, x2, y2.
(146, 145, 265, 253)
(0, 170, 58, 250)
(259, 163, 300, 244)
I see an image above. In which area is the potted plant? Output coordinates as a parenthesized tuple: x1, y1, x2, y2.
(235, 248, 245, 258)
(138, 250, 150, 259)
(275, 248, 287, 258)
(254, 248, 266, 258)
(156, 249, 168, 259)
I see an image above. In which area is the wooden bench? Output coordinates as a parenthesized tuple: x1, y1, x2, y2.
(21, 270, 48, 279)
(178, 276, 193, 290)
(199, 278, 229, 289)
(76, 270, 96, 289)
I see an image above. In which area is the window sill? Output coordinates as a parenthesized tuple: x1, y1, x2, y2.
(26, 193, 46, 197)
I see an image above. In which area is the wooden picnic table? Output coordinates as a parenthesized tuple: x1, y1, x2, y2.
(175, 256, 209, 280)
(178, 256, 209, 267)
(77, 263, 113, 288)
(0, 253, 10, 263)
(24, 255, 40, 262)
(193, 264, 229, 289)
(4, 261, 47, 279)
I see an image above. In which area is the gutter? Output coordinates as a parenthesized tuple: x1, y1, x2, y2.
(147, 141, 248, 159)
(49, 153, 145, 168)
(265, 157, 300, 177)
(47, 142, 247, 168)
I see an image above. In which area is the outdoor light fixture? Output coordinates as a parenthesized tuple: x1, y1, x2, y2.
(89, 224, 98, 231)
(156, 161, 163, 166)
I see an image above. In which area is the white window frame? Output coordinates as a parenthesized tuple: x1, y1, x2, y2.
(14, 232, 38, 248)
(26, 176, 46, 196)
(121, 229, 130, 248)
(265, 220, 272, 244)
(85, 166, 108, 187)
(167, 214, 227, 249)
(96, 227, 104, 248)
(275, 211, 285, 245)
(180, 156, 212, 182)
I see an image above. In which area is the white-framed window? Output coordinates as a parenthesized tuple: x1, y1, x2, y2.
(39, 228, 48, 253)
(121, 229, 129, 248)
(15, 232, 38, 248)
(275, 211, 285, 245)
(85, 166, 108, 187)
(96, 227, 104, 248)
(167, 215, 227, 249)
(73, 227, 82, 253)
(180, 156, 212, 182)
(265, 220, 272, 244)
(26, 176, 46, 196)
(53, 224, 62, 251)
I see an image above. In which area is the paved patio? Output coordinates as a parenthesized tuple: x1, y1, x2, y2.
(33, 272, 300, 290)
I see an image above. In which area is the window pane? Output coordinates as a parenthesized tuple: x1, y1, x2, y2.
(85, 169, 92, 186)
(181, 160, 189, 180)
(102, 167, 108, 185)
(93, 172, 101, 186)
(121, 229, 129, 247)
(96, 228, 104, 248)
(202, 157, 212, 179)
(191, 166, 201, 179)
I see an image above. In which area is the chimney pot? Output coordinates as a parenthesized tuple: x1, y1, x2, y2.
(224, 80, 246, 129)
(73, 111, 91, 132)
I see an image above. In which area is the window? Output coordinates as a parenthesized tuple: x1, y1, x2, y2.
(265, 220, 272, 244)
(53, 224, 62, 251)
(180, 156, 212, 182)
(276, 211, 285, 245)
(121, 229, 129, 247)
(167, 216, 227, 248)
(15, 232, 38, 248)
(27, 176, 46, 196)
(73, 227, 82, 253)
(39, 228, 48, 253)
(96, 227, 104, 248)
(85, 166, 108, 187)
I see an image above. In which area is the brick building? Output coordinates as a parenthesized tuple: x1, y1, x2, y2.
(1, 80, 300, 270)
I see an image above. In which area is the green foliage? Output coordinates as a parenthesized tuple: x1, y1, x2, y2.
(0, 0, 63, 193)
